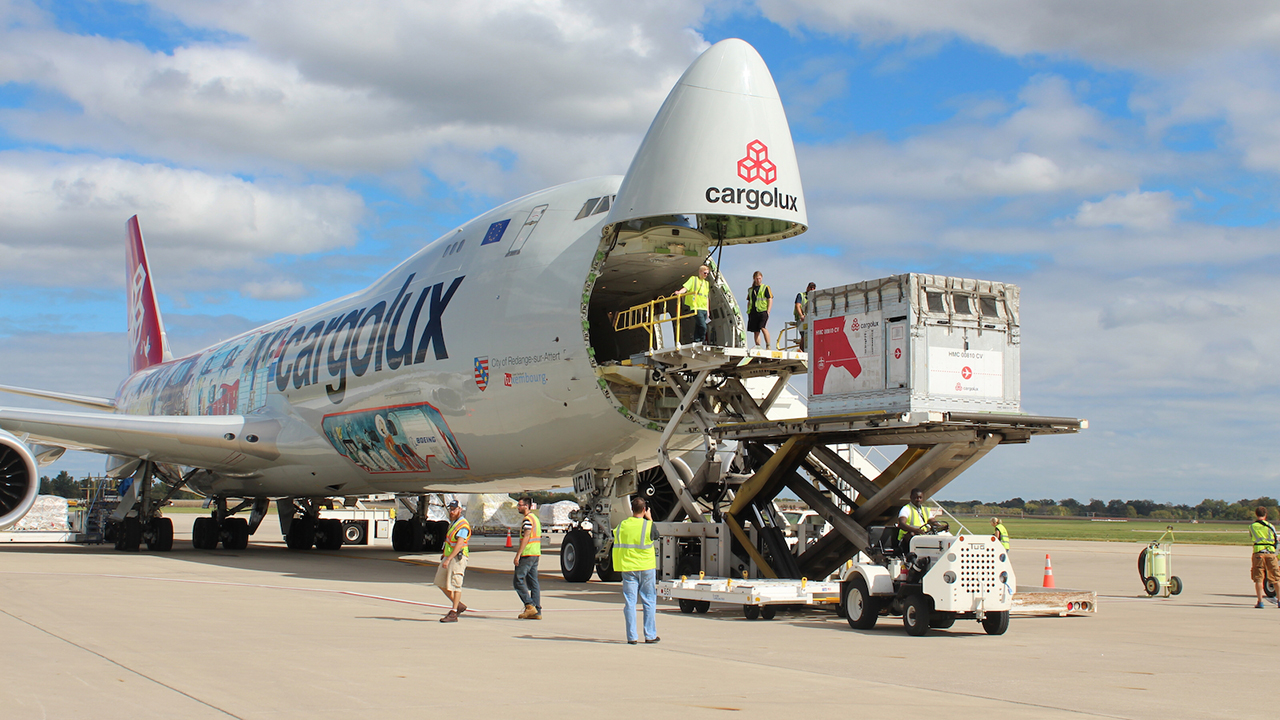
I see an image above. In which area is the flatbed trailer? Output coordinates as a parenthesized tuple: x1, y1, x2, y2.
(657, 575, 841, 620)
(1012, 587, 1098, 616)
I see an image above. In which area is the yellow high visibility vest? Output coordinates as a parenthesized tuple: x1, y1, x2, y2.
(794, 291, 807, 322)
(611, 516, 656, 571)
(445, 517, 471, 557)
(1253, 519, 1277, 553)
(521, 512, 542, 557)
(994, 523, 1010, 550)
(682, 276, 709, 311)
(748, 284, 771, 313)
(897, 503, 930, 541)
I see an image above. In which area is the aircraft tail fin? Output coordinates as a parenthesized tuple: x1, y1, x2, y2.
(125, 216, 172, 375)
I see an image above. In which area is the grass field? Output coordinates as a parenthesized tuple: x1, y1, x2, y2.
(943, 516, 1252, 546)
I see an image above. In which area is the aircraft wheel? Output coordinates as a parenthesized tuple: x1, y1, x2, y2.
(596, 553, 621, 582)
(110, 521, 124, 550)
(391, 520, 409, 551)
(147, 517, 174, 551)
(317, 518, 344, 550)
(560, 529, 595, 583)
(222, 518, 250, 550)
(844, 575, 880, 630)
(678, 599, 696, 614)
(902, 593, 931, 636)
(424, 520, 447, 552)
(982, 610, 1010, 635)
(409, 520, 428, 552)
(118, 517, 142, 552)
(1169, 576, 1183, 596)
(191, 516, 217, 549)
(743, 605, 760, 620)
(761, 606, 777, 620)
(286, 516, 315, 550)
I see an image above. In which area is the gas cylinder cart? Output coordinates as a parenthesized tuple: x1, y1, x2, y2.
(657, 573, 842, 620)
(1137, 526, 1183, 597)
(840, 527, 1015, 636)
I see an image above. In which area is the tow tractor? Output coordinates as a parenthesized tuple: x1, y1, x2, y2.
(841, 521, 1015, 636)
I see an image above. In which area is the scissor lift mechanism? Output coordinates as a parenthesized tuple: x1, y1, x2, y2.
(628, 344, 1084, 583)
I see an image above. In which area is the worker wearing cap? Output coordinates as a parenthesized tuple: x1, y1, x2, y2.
(991, 517, 1010, 550)
(513, 496, 542, 620)
(1251, 506, 1280, 609)
(794, 282, 815, 352)
(437, 500, 470, 623)
(896, 488, 931, 551)
(613, 496, 659, 645)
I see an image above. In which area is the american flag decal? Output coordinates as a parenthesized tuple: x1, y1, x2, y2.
(474, 357, 489, 391)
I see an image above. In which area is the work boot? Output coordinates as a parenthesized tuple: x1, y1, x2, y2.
(456, 602, 468, 615)
(518, 603, 537, 619)
(440, 610, 458, 623)
(530, 607, 542, 620)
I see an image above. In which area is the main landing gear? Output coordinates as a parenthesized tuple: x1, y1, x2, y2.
(389, 494, 448, 553)
(277, 497, 350, 551)
(192, 496, 270, 551)
(103, 460, 187, 552)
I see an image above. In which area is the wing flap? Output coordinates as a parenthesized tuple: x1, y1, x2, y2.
(0, 407, 282, 471)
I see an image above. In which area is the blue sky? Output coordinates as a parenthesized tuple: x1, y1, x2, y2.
(2, 0, 1280, 503)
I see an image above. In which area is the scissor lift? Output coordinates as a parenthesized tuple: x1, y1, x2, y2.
(623, 343, 1084, 583)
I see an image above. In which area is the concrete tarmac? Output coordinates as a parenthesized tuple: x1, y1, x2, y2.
(0, 518, 1272, 719)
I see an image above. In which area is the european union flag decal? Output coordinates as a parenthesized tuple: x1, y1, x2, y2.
(481, 219, 510, 246)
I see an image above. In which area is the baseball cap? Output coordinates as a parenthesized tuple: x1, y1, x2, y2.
(446, 500, 460, 510)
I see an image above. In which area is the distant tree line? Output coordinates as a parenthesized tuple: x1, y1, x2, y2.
(939, 496, 1278, 521)
(39, 471, 201, 501)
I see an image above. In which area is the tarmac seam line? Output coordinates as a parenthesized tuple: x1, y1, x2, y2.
(0, 606, 243, 719)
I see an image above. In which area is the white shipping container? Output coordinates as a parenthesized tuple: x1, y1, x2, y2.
(807, 274, 1020, 415)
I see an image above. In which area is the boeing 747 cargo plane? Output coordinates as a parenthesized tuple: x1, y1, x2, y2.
(0, 39, 807, 579)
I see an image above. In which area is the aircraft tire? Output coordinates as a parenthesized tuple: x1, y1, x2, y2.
(286, 516, 315, 550)
(391, 520, 409, 551)
(595, 552, 621, 582)
(191, 516, 216, 549)
(119, 516, 142, 552)
(409, 520, 427, 552)
(560, 529, 595, 583)
(147, 517, 174, 552)
(317, 518, 344, 550)
(223, 518, 250, 550)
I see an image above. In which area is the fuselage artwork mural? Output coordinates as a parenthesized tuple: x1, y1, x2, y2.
(321, 401, 468, 474)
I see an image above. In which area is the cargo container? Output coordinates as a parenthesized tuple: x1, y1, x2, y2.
(807, 274, 1020, 415)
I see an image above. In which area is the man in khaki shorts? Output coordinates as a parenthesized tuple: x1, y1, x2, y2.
(437, 500, 471, 622)
(1251, 506, 1279, 608)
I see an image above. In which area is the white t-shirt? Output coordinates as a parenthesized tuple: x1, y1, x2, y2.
(898, 504, 927, 522)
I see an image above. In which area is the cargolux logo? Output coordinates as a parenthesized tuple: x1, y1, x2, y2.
(737, 140, 777, 185)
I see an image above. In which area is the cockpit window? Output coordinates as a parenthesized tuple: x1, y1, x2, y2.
(575, 195, 616, 221)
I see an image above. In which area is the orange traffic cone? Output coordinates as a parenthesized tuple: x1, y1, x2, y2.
(505, 530, 513, 548)
(1042, 554, 1055, 588)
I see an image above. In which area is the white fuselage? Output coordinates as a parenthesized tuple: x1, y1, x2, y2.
(116, 176, 662, 498)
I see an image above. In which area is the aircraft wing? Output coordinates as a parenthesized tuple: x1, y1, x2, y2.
(0, 406, 283, 472)
(0, 383, 117, 411)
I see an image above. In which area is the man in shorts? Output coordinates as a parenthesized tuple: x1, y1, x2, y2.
(1251, 506, 1279, 608)
(746, 271, 773, 349)
(437, 499, 471, 622)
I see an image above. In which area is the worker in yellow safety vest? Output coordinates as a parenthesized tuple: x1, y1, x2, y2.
(746, 270, 773, 350)
(513, 496, 543, 620)
(437, 499, 470, 623)
(896, 488, 932, 551)
(1251, 506, 1280, 608)
(991, 517, 1010, 550)
(794, 282, 815, 352)
(673, 264, 710, 344)
(612, 496, 659, 644)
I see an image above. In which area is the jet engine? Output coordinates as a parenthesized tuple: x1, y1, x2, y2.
(0, 429, 40, 529)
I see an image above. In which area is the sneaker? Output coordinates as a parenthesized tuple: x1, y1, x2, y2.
(645, 636, 661, 644)
(456, 603, 468, 615)
(440, 610, 458, 623)
(1257, 602, 1265, 609)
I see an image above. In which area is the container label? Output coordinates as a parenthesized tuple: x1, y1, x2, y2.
(928, 348, 1003, 397)
(812, 312, 883, 395)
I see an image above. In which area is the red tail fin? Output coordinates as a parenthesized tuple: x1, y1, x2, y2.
(126, 216, 171, 375)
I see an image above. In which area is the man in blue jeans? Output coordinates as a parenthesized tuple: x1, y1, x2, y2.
(512, 496, 542, 619)
(612, 496, 659, 644)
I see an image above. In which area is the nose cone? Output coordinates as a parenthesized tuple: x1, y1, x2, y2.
(603, 39, 807, 245)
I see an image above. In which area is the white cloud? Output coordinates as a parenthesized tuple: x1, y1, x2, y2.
(240, 279, 308, 301)
(0, 152, 365, 288)
(1074, 190, 1180, 230)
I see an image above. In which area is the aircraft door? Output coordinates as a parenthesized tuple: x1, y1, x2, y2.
(505, 204, 549, 257)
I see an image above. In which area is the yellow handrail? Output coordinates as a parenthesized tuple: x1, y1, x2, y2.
(613, 294, 695, 350)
